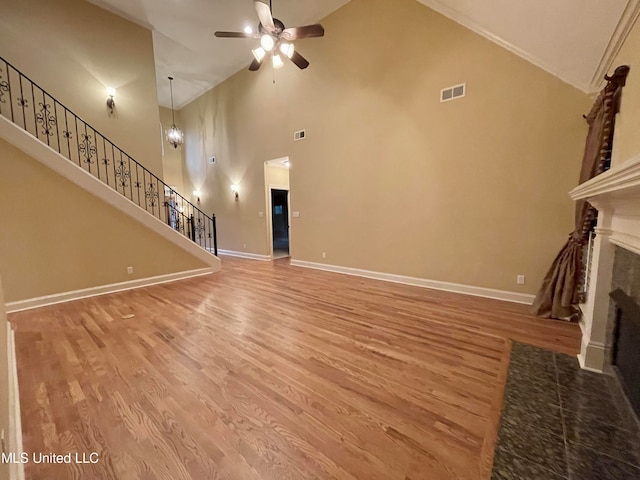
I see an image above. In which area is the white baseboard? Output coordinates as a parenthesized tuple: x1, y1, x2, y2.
(290, 259, 535, 305)
(577, 354, 605, 374)
(216, 249, 271, 261)
(8, 326, 24, 480)
(578, 336, 606, 373)
(5, 268, 213, 313)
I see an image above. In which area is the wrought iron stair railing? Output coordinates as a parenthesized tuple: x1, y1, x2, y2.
(0, 56, 217, 255)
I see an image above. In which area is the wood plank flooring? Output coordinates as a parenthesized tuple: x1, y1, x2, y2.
(9, 256, 581, 480)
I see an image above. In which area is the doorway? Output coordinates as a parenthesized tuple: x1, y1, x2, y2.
(271, 189, 289, 258)
(264, 157, 291, 260)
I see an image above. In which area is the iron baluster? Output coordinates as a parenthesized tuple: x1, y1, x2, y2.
(18, 72, 26, 129)
(94, 130, 101, 180)
(30, 82, 36, 139)
(52, 99, 61, 154)
(136, 164, 141, 206)
(63, 106, 71, 158)
(6, 64, 15, 122)
(101, 136, 109, 185)
(143, 170, 148, 211)
(213, 214, 218, 255)
(83, 123, 89, 172)
(74, 116, 80, 165)
(0, 62, 9, 116)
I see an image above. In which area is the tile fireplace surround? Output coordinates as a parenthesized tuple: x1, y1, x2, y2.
(570, 153, 640, 373)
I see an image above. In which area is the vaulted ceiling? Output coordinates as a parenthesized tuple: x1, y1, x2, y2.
(89, 0, 635, 108)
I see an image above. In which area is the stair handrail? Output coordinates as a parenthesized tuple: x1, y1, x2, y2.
(0, 55, 217, 255)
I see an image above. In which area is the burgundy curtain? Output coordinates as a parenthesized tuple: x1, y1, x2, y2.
(532, 66, 630, 319)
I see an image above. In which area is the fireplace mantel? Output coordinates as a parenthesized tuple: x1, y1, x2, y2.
(570, 154, 640, 255)
(568, 153, 640, 372)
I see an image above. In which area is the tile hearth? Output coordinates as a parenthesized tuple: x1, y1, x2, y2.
(492, 342, 640, 480)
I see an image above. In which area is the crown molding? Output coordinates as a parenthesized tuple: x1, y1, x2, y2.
(588, 0, 640, 93)
(416, 0, 590, 92)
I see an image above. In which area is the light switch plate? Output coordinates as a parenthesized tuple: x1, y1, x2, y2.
(292, 212, 300, 218)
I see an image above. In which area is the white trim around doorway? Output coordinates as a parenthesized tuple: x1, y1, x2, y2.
(266, 184, 291, 260)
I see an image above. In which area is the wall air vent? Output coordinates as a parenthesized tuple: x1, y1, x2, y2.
(294, 130, 306, 141)
(440, 83, 466, 103)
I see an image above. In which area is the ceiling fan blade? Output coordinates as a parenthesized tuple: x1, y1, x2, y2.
(282, 24, 325, 41)
(289, 50, 310, 70)
(215, 31, 252, 38)
(254, 0, 275, 32)
(249, 58, 264, 71)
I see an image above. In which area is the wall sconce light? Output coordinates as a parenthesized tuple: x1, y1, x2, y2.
(193, 190, 201, 204)
(106, 87, 116, 114)
(231, 184, 239, 201)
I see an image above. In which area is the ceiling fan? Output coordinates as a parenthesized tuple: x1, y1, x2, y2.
(214, 0, 325, 71)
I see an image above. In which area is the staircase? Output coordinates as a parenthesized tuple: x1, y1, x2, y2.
(0, 55, 217, 255)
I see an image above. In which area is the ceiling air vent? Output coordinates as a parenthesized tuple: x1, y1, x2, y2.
(294, 130, 306, 141)
(440, 83, 466, 103)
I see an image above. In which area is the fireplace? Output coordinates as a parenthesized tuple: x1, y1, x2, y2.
(610, 288, 640, 419)
(569, 153, 640, 373)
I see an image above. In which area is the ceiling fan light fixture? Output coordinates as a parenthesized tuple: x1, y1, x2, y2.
(260, 34, 275, 51)
(252, 47, 266, 62)
(272, 54, 284, 69)
(279, 42, 295, 59)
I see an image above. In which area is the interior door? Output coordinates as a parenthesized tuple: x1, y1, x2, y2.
(271, 189, 289, 257)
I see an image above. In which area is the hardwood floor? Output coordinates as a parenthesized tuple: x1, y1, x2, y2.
(9, 256, 581, 480)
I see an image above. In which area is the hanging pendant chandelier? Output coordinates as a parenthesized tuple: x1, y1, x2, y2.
(165, 76, 184, 149)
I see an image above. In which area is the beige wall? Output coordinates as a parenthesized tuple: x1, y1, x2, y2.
(611, 17, 640, 166)
(0, 275, 8, 480)
(0, 0, 163, 178)
(160, 107, 185, 193)
(180, 0, 592, 295)
(265, 164, 290, 189)
(0, 138, 206, 303)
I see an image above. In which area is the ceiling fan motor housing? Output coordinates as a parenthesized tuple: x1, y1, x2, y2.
(259, 18, 285, 35)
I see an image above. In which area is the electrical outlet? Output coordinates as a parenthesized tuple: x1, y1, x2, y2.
(127, 266, 134, 275)
(243, 243, 247, 249)
(322, 252, 326, 259)
(517, 275, 525, 285)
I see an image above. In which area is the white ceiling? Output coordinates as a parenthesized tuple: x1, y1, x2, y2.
(89, 0, 350, 108)
(89, 0, 632, 108)
(416, 0, 630, 93)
